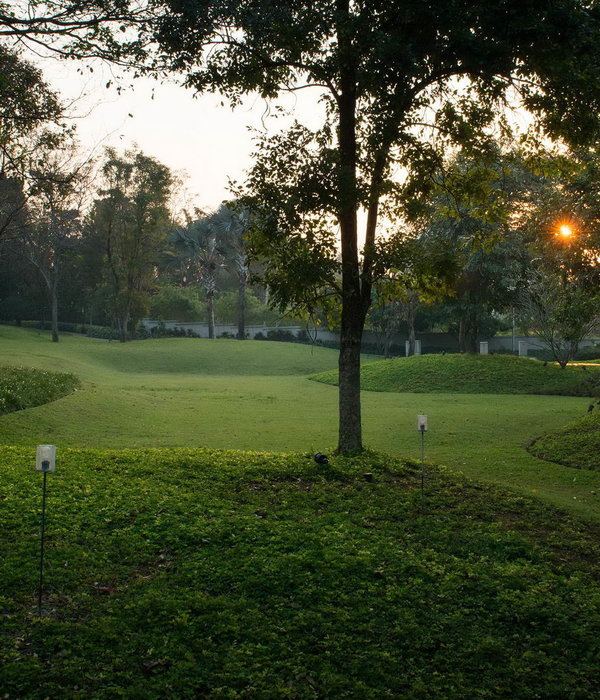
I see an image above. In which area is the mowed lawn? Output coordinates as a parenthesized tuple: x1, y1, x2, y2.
(1, 325, 598, 519)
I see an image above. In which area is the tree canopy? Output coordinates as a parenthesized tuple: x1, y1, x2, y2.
(141, 0, 600, 452)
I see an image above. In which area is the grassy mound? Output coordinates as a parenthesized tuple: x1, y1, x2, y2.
(311, 353, 600, 395)
(1, 447, 600, 698)
(529, 408, 600, 471)
(0, 366, 79, 415)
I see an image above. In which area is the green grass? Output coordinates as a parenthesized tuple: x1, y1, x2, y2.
(529, 408, 600, 472)
(311, 353, 600, 395)
(2, 447, 600, 698)
(0, 366, 79, 414)
(1, 325, 599, 520)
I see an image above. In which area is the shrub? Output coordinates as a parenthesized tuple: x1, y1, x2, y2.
(0, 366, 79, 414)
(148, 285, 205, 322)
(266, 328, 296, 342)
(84, 325, 120, 340)
(575, 344, 600, 361)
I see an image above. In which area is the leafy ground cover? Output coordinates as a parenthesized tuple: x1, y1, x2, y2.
(311, 354, 600, 396)
(529, 408, 600, 472)
(0, 325, 598, 521)
(1, 447, 599, 698)
(0, 366, 79, 415)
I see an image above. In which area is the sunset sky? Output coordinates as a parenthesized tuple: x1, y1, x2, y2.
(39, 56, 325, 212)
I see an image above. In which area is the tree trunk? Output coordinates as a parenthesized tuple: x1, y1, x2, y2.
(384, 329, 392, 359)
(117, 313, 129, 343)
(237, 273, 246, 340)
(408, 324, 416, 356)
(338, 296, 365, 454)
(405, 294, 419, 356)
(337, 96, 363, 452)
(458, 318, 466, 352)
(207, 291, 215, 339)
(465, 312, 478, 353)
(115, 296, 130, 343)
(50, 280, 59, 343)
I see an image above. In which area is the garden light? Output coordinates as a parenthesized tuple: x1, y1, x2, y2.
(314, 452, 329, 465)
(36, 444, 56, 472)
(36, 444, 56, 616)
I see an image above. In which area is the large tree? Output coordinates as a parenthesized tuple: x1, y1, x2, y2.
(134, 0, 600, 453)
(9, 0, 600, 452)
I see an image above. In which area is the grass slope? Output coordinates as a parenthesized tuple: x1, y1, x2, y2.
(1, 447, 600, 698)
(0, 325, 343, 378)
(0, 366, 79, 414)
(1, 325, 599, 520)
(529, 409, 600, 471)
(311, 354, 600, 396)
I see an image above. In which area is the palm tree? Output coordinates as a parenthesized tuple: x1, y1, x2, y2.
(170, 219, 224, 339)
(207, 203, 251, 339)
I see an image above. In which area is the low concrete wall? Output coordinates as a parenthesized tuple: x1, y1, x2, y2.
(490, 335, 599, 353)
(140, 320, 599, 355)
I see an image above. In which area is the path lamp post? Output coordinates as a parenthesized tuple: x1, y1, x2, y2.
(417, 415, 427, 498)
(36, 445, 56, 617)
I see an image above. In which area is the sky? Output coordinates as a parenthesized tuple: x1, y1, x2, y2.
(37, 56, 325, 213)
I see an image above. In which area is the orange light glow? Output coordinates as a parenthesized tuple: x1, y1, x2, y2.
(557, 224, 575, 239)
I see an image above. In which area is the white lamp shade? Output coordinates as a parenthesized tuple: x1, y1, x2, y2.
(36, 445, 56, 472)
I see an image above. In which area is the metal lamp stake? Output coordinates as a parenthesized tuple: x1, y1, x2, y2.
(420, 430, 425, 497)
(417, 415, 428, 499)
(38, 469, 48, 617)
(35, 445, 56, 617)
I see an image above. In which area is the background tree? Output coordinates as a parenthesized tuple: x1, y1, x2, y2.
(22, 206, 80, 343)
(86, 148, 174, 342)
(148, 285, 204, 323)
(170, 217, 225, 339)
(522, 266, 600, 368)
(515, 146, 600, 365)
(411, 148, 541, 352)
(368, 229, 455, 356)
(207, 203, 252, 339)
(10, 132, 91, 341)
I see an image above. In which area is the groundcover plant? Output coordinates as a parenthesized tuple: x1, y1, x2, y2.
(1, 447, 599, 698)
